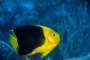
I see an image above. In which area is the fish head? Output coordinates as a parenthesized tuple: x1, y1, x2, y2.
(35, 25, 60, 44)
(47, 30, 60, 44)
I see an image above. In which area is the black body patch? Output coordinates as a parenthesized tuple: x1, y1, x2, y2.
(14, 25, 45, 55)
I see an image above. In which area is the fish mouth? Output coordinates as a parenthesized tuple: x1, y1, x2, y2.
(47, 38, 55, 44)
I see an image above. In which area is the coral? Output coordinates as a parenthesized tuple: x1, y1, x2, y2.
(58, 1, 90, 59)
(65, 53, 90, 60)
(0, 0, 90, 60)
(0, 41, 30, 60)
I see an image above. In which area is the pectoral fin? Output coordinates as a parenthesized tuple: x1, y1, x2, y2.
(41, 50, 50, 58)
(10, 34, 18, 51)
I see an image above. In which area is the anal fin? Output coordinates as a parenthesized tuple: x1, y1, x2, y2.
(41, 50, 50, 58)
(21, 54, 34, 57)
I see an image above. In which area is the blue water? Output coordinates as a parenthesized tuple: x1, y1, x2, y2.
(0, 0, 90, 60)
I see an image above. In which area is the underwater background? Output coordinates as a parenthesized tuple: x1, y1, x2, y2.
(0, 0, 90, 60)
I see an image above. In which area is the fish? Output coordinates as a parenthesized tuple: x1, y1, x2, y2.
(9, 25, 60, 58)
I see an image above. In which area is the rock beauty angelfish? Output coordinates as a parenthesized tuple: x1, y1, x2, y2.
(9, 25, 60, 58)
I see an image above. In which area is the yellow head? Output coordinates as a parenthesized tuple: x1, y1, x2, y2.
(46, 29, 60, 44)
(38, 25, 60, 44)
(35, 25, 60, 50)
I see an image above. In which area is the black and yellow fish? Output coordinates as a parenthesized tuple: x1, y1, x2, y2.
(9, 25, 60, 58)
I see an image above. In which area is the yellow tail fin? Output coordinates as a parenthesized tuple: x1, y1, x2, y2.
(9, 35, 18, 51)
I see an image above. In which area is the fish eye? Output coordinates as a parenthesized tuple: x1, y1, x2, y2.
(53, 33, 55, 36)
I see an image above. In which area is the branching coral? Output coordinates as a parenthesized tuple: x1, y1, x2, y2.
(0, 0, 90, 60)
(58, 1, 90, 59)
(65, 53, 90, 60)
(0, 41, 29, 60)
(0, 41, 13, 51)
